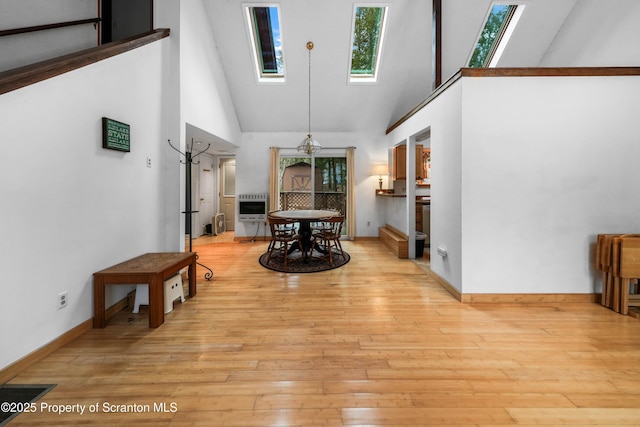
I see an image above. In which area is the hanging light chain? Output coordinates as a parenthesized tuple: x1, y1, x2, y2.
(307, 41, 313, 138)
(297, 41, 320, 155)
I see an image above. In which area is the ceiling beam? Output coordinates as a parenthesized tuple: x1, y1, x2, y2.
(432, 0, 442, 90)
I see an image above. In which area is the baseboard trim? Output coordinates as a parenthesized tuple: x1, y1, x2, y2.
(353, 236, 379, 241)
(1, 293, 133, 384)
(465, 293, 598, 304)
(0, 319, 92, 384)
(234, 236, 269, 242)
(431, 271, 598, 304)
(105, 294, 131, 320)
(431, 271, 463, 302)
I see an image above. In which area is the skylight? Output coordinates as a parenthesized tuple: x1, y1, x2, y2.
(349, 5, 388, 83)
(245, 5, 285, 82)
(468, 4, 525, 68)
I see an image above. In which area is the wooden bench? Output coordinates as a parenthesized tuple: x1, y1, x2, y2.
(93, 252, 197, 328)
(379, 224, 408, 258)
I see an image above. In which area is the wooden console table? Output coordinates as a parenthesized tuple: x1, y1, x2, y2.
(93, 252, 197, 328)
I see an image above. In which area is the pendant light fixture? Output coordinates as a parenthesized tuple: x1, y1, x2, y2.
(297, 41, 322, 155)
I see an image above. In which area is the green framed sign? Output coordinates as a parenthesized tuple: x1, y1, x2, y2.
(102, 117, 130, 152)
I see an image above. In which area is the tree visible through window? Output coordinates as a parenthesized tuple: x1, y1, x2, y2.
(278, 157, 347, 218)
(279, 158, 347, 193)
(469, 4, 518, 68)
(350, 6, 387, 81)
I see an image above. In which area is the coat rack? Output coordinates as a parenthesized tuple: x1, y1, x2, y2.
(168, 138, 214, 280)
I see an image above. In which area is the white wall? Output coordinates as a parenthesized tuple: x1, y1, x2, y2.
(540, 0, 640, 67)
(180, 0, 241, 147)
(387, 74, 640, 295)
(0, 0, 98, 71)
(0, 40, 178, 370)
(0, 0, 246, 371)
(461, 75, 640, 294)
(155, 0, 185, 251)
(234, 132, 388, 239)
(387, 83, 464, 290)
(179, 0, 242, 240)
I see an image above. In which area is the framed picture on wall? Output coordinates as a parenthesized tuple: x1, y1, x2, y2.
(102, 117, 130, 152)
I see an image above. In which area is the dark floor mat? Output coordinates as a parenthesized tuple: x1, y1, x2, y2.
(0, 384, 56, 426)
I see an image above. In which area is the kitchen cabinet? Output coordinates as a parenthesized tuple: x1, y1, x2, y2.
(393, 144, 424, 180)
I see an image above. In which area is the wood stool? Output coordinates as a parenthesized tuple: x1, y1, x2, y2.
(163, 274, 185, 314)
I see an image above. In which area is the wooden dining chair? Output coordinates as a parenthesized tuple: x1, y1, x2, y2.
(596, 234, 640, 313)
(618, 236, 640, 315)
(266, 216, 300, 269)
(309, 210, 338, 235)
(596, 234, 623, 308)
(311, 215, 345, 267)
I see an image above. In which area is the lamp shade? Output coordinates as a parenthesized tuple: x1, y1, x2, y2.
(371, 164, 389, 176)
(297, 135, 322, 155)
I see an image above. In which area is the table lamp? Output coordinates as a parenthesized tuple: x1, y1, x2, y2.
(371, 164, 389, 191)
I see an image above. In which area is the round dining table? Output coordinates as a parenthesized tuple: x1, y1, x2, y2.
(269, 209, 340, 222)
(269, 209, 341, 256)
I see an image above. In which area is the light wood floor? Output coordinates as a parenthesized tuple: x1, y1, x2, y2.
(7, 240, 640, 426)
(187, 232, 237, 246)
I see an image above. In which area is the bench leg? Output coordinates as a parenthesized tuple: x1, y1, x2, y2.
(148, 275, 165, 328)
(93, 276, 106, 328)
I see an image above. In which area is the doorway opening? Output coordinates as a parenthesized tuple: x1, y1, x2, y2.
(101, 0, 153, 44)
(189, 156, 236, 246)
(219, 158, 236, 233)
(184, 124, 238, 245)
(414, 127, 431, 258)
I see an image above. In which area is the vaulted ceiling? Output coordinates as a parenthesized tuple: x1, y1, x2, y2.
(202, 0, 578, 136)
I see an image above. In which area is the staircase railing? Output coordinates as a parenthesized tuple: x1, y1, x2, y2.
(0, 18, 101, 37)
(0, 28, 170, 96)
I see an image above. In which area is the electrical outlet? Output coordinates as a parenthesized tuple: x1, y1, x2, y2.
(146, 157, 152, 168)
(57, 291, 68, 310)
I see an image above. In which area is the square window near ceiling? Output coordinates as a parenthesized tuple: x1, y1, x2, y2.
(348, 5, 388, 83)
(468, 3, 525, 68)
(245, 4, 285, 83)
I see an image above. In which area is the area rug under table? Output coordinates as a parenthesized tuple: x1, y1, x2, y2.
(259, 248, 350, 273)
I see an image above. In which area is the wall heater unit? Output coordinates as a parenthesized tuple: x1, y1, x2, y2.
(238, 193, 268, 222)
